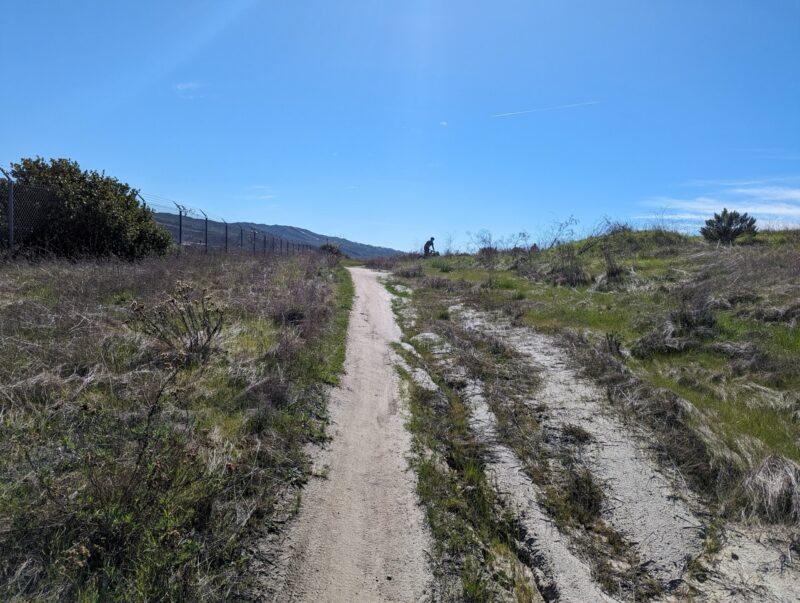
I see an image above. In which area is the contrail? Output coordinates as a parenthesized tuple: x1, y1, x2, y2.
(491, 100, 600, 118)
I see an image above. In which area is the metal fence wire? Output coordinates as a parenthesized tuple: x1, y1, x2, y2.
(0, 179, 62, 249)
(0, 173, 316, 255)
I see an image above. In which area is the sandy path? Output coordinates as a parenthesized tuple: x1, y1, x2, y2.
(464, 377, 621, 602)
(457, 307, 704, 588)
(409, 333, 617, 602)
(269, 267, 432, 602)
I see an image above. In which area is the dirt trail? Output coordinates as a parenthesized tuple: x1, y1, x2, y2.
(265, 268, 432, 602)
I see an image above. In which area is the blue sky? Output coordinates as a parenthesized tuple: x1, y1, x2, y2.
(2, 1, 799, 250)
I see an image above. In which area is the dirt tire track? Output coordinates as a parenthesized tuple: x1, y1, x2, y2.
(409, 333, 618, 602)
(264, 268, 432, 602)
(457, 307, 705, 588)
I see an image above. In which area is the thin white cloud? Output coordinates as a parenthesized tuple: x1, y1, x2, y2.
(634, 213, 710, 222)
(682, 178, 774, 188)
(173, 81, 207, 99)
(640, 180, 800, 230)
(238, 185, 277, 200)
(491, 100, 600, 118)
(440, 121, 448, 127)
(646, 196, 800, 218)
(237, 194, 275, 200)
(730, 186, 800, 202)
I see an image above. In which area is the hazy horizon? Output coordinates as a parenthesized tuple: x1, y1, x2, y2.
(2, 1, 799, 250)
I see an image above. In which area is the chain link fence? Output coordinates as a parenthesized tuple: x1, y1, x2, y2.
(0, 173, 316, 256)
(0, 179, 63, 249)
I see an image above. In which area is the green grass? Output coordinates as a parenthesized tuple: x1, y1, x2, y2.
(228, 317, 278, 357)
(316, 266, 354, 385)
(390, 228, 800, 519)
(0, 252, 353, 601)
(646, 364, 800, 463)
(395, 349, 536, 600)
(383, 280, 411, 298)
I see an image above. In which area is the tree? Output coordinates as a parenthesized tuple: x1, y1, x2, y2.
(700, 208, 758, 246)
(9, 157, 172, 258)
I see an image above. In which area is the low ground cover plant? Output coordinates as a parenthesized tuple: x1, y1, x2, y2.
(389, 224, 800, 525)
(0, 250, 352, 601)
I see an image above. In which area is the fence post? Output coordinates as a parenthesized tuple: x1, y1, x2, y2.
(199, 209, 208, 253)
(252, 230, 256, 254)
(272, 237, 275, 254)
(240, 227, 243, 249)
(170, 202, 183, 249)
(262, 232, 266, 253)
(0, 167, 12, 249)
(224, 220, 228, 253)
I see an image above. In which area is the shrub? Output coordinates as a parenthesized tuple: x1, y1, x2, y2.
(476, 246, 498, 266)
(601, 245, 625, 282)
(7, 157, 172, 258)
(670, 291, 716, 337)
(318, 243, 343, 257)
(428, 258, 453, 273)
(129, 282, 224, 367)
(548, 245, 590, 286)
(700, 208, 758, 246)
(393, 263, 424, 278)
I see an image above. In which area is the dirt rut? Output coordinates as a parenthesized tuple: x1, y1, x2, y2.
(410, 333, 618, 602)
(457, 307, 705, 588)
(266, 268, 432, 602)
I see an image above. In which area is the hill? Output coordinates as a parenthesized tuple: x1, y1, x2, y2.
(380, 227, 800, 600)
(153, 212, 401, 258)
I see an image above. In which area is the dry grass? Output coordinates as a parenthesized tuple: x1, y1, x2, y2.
(0, 250, 352, 601)
(389, 227, 800, 527)
(743, 455, 800, 522)
(393, 263, 425, 278)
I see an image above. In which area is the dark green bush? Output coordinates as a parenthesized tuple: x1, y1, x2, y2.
(701, 208, 758, 246)
(318, 242, 343, 257)
(6, 157, 172, 258)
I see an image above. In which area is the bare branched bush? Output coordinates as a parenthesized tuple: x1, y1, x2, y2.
(130, 281, 224, 366)
(476, 245, 498, 266)
(602, 245, 625, 282)
(548, 245, 590, 286)
(602, 219, 633, 236)
(538, 216, 579, 250)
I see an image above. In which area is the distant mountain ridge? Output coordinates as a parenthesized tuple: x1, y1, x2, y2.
(153, 212, 401, 258)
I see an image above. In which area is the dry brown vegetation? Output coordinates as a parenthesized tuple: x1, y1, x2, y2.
(388, 226, 800, 599)
(0, 250, 352, 601)
(393, 228, 800, 524)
